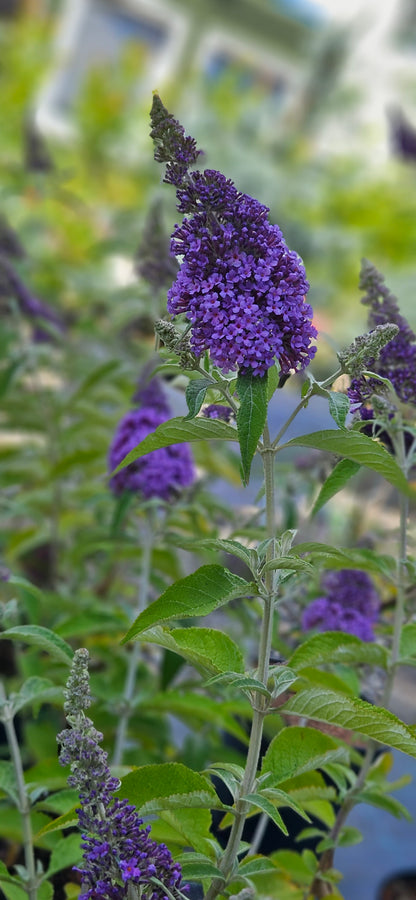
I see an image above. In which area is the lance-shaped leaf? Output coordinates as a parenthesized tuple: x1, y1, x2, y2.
(113, 417, 237, 473)
(283, 429, 412, 495)
(7, 678, 62, 717)
(0, 761, 18, 805)
(141, 692, 250, 743)
(45, 833, 82, 879)
(169, 536, 256, 572)
(122, 565, 251, 642)
(184, 378, 212, 419)
(242, 793, 288, 834)
(120, 763, 221, 814)
(1, 625, 73, 666)
(399, 623, 416, 663)
(289, 542, 396, 580)
(288, 632, 388, 672)
(282, 688, 416, 757)
(260, 727, 348, 787)
(133, 626, 244, 676)
(312, 458, 361, 516)
(328, 392, 350, 429)
(236, 370, 268, 485)
(175, 856, 224, 881)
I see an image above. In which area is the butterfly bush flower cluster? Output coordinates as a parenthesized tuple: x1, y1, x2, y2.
(57, 649, 184, 900)
(347, 259, 416, 418)
(150, 94, 317, 377)
(302, 569, 380, 642)
(0, 248, 65, 343)
(109, 376, 195, 499)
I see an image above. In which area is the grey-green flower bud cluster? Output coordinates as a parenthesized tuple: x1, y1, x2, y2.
(337, 323, 399, 379)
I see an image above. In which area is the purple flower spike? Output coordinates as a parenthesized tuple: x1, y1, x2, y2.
(58, 649, 184, 900)
(348, 260, 416, 415)
(109, 379, 194, 500)
(302, 569, 380, 642)
(150, 97, 317, 378)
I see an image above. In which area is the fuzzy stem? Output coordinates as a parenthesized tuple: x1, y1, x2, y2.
(0, 681, 38, 900)
(112, 515, 154, 766)
(204, 425, 276, 900)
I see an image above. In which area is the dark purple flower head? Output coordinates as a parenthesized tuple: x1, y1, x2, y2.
(58, 649, 184, 900)
(135, 200, 179, 292)
(109, 402, 194, 501)
(202, 404, 233, 423)
(348, 260, 416, 416)
(131, 370, 171, 415)
(302, 569, 380, 642)
(302, 597, 375, 642)
(150, 93, 202, 186)
(0, 254, 65, 342)
(150, 99, 317, 378)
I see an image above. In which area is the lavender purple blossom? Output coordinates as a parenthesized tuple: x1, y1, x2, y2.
(109, 376, 195, 499)
(57, 648, 184, 900)
(302, 569, 380, 642)
(150, 95, 317, 378)
(348, 260, 416, 416)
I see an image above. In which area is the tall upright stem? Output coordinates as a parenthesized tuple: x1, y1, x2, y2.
(0, 682, 38, 900)
(112, 515, 154, 767)
(204, 425, 276, 900)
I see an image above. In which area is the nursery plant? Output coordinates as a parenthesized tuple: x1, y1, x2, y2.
(2, 90, 416, 900)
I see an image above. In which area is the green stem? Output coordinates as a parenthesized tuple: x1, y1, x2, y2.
(112, 515, 154, 766)
(0, 681, 38, 900)
(271, 368, 342, 450)
(204, 425, 276, 900)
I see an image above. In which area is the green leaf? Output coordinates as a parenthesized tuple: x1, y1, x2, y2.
(283, 429, 412, 495)
(45, 833, 82, 878)
(121, 565, 251, 642)
(357, 789, 412, 820)
(289, 542, 395, 581)
(0, 860, 24, 889)
(120, 763, 219, 814)
(267, 364, 280, 401)
(236, 371, 268, 485)
(328, 392, 350, 429)
(239, 856, 279, 876)
(35, 806, 79, 838)
(261, 727, 348, 786)
(1, 626, 73, 665)
(134, 626, 244, 676)
(113, 417, 237, 473)
(171, 537, 255, 571)
(8, 678, 62, 716)
(206, 671, 271, 699)
(141, 692, 250, 744)
(70, 359, 121, 402)
(242, 793, 288, 834)
(175, 856, 223, 881)
(282, 688, 416, 756)
(0, 761, 18, 804)
(289, 632, 388, 672)
(399, 623, 416, 662)
(262, 556, 314, 574)
(312, 459, 361, 516)
(337, 826, 362, 847)
(155, 808, 214, 856)
(184, 379, 211, 419)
